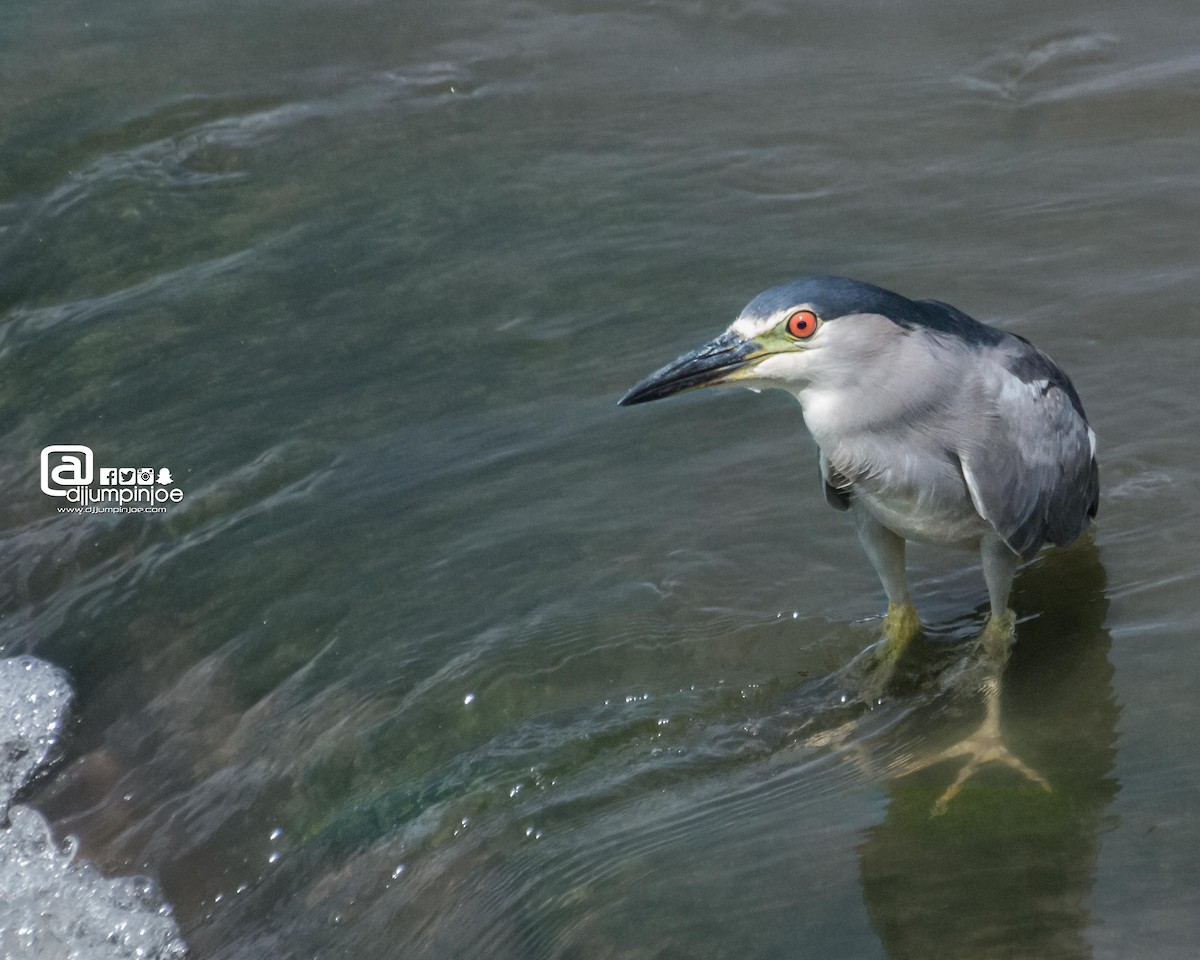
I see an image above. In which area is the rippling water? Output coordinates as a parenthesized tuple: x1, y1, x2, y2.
(3, 0, 1199, 957)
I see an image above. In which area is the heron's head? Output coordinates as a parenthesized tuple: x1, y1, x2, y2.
(618, 276, 926, 406)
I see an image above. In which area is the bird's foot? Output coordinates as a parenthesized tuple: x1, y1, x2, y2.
(854, 599, 922, 702)
(909, 672, 1050, 816)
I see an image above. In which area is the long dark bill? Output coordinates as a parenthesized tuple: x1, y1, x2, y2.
(618, 331, 761, 406)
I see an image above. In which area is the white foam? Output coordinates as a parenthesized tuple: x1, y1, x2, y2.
(0, 656, 188, 959)
(0, 657, 71, 814)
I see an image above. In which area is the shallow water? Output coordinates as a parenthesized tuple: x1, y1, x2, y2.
(2, 0, 1199, 956)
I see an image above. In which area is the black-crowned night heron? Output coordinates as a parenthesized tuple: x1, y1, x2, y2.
(620, 276, 1099, 686)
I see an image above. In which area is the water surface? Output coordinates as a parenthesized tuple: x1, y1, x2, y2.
(2, 0, 1199, 957)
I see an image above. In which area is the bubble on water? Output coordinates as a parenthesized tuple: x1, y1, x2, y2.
(463, 692, 476, 706)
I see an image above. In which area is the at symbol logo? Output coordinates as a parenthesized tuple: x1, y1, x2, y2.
(41, 445, 94, 497)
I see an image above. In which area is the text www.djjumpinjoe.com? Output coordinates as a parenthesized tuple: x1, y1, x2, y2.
(58, 505, 169, 514)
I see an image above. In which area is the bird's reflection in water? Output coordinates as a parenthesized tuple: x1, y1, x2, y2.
(853, 541, 1116, 959)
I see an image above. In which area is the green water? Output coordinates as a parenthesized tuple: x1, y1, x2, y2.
(4, 0, 1200, 956)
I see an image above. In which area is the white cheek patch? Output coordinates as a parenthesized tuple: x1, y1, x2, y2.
(749, 352, 808, 381)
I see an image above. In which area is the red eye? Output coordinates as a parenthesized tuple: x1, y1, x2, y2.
(786, 309, 819, 339)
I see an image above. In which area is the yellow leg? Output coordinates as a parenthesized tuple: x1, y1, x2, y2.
(879, 599, 922, 662)
(855, 599, 922, 702)
(979, 607, 1016, 661)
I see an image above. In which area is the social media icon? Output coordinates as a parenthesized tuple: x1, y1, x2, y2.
(100, 467, 118, 485)
(118, 468, 136, 485)
(156, 468, 174, 485)
(137, 468, 154, 485)
(41, 445, 93, 497)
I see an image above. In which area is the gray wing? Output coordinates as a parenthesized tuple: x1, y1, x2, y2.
(958, 341, 1099, 560)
